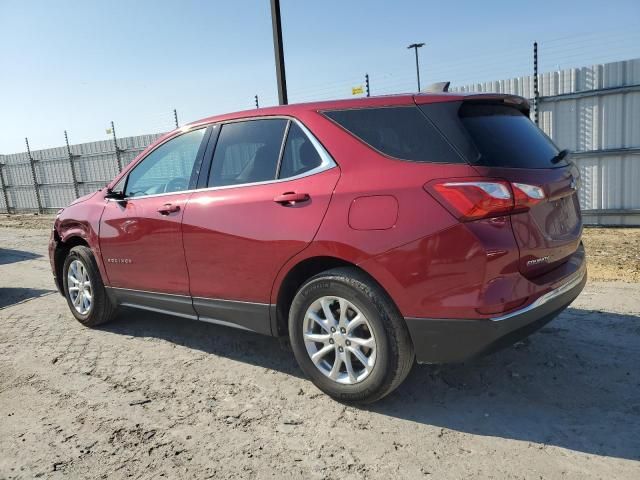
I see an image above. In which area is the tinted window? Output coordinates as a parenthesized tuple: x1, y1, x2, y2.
(323, 106, 462, 163)
(459, 103, 562, 168)
(208, 119, 287, 187)
(279, 123, 322, 178)
(125, 128, 205, 197)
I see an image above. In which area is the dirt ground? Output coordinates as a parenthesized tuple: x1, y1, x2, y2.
(1, 216, 639, 479)
(581, 227, 640, 282)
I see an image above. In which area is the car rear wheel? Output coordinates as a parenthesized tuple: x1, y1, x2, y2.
(289, 267, 414, 403)
(62, 245, 117, 327)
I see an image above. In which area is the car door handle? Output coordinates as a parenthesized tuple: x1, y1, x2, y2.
(157, 203, 180, 215)
(273, 192, 310, 206)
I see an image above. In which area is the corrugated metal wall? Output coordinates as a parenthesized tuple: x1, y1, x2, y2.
(453, 58, 640, 225)
(0, 133, 162, 213)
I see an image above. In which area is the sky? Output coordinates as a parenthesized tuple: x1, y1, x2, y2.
(1, 0, 639, 154)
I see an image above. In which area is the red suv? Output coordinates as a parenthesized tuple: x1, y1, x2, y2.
(49, 93, 586, 402)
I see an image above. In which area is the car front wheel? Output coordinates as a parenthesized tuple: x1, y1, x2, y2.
(62, 245, 116, 327)
(289, 267, 414, 403)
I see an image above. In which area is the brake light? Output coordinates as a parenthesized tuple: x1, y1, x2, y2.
(426, 179, 545, 221)
(512, 182, 545, 210)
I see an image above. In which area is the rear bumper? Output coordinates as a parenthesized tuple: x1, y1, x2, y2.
(405, 261, 587, 364)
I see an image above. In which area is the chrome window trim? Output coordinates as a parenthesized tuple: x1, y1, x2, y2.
(275, 120, 292, 179)
(107, 117, 337, 202)
(490, 265, 586, 322)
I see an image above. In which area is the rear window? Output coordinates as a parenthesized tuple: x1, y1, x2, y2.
(323, 106, 463, 163)
(458, 103, 563, 168)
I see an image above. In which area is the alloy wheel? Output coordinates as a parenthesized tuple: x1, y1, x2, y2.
(303, 296, 377, 385)
(67, 259, 92, 315)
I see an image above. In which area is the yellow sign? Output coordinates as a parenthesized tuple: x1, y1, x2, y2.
(351, 85, 364, 95)
(106, 128, 113, 135)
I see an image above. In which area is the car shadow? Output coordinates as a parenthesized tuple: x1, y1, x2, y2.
(0, 287, 56, 309)
(369, 307, 640, 461)
(101, 307, 303, 379)
(0, 247, 42, 265)
(100, 306, 639, 461)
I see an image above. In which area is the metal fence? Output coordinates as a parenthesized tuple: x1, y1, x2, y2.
(1, 57, 639, 225)
(453, 57, 640, 226)
(0, 133, 162, 213)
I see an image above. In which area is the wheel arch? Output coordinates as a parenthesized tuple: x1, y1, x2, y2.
(271, 254, 399, 337)
(53, 234, 90, 294)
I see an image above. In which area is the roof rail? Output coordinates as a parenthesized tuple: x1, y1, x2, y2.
(423, 81, 450, 93)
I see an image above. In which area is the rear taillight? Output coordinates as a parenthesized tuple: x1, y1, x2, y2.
(426, 179, 545, 221)
(512, 182, 545, 210)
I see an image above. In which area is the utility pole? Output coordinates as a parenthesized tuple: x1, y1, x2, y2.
(270, 0, 288, 105)
(407, 42, 425, 92)
(255, 95, 260, 109)
(533, 41, 539, 126)
(173, 109, 179, 128)
(365, 73, 370, 97)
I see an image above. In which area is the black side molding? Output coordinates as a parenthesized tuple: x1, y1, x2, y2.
(106, 287, 197, 319)
(105, 287, 273, 335)
(192, 297, 272, 335)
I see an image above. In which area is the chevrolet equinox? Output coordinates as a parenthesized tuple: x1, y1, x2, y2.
(49, 92, 586, 403)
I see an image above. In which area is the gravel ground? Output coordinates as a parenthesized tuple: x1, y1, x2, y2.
(1, 223, 639, 479)
(581, 227, 640, 282)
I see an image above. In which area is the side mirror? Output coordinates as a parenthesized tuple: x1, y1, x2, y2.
(105, 189, 126, 201)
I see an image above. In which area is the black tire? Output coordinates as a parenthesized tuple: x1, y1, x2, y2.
(288, 267, 414, 403)
(62, 245, 117, 327)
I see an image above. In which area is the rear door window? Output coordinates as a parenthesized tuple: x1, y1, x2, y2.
(458, 103, 563, 168)
(208, 119, 287, 187)
(323, 106, 463, 163)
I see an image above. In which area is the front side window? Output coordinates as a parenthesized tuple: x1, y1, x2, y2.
(208, 119, 287, 187)
(323, 106, 462, 163)
(125, 128, 205, 197)
(278, 123, 322, 179)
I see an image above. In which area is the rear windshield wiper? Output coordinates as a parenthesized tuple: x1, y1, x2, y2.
(550, 149, 570, 164)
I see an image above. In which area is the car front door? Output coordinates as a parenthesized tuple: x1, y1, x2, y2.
(182, 118, 340, 333)
(100, 127, 209, 312)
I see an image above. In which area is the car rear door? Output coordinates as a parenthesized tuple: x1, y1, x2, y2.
(99, 127, 209, 311)
(182, 118, 339, 334)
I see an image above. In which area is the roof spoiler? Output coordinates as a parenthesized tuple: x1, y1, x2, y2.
(423, 81, 450, 93)
(462, 93, 530, 115)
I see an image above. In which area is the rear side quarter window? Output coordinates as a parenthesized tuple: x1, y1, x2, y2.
(322, 106, 463, 163)
(278, 122, 323, 179)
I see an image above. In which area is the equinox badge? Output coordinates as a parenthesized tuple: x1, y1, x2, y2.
(527, 256, 550, 267)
